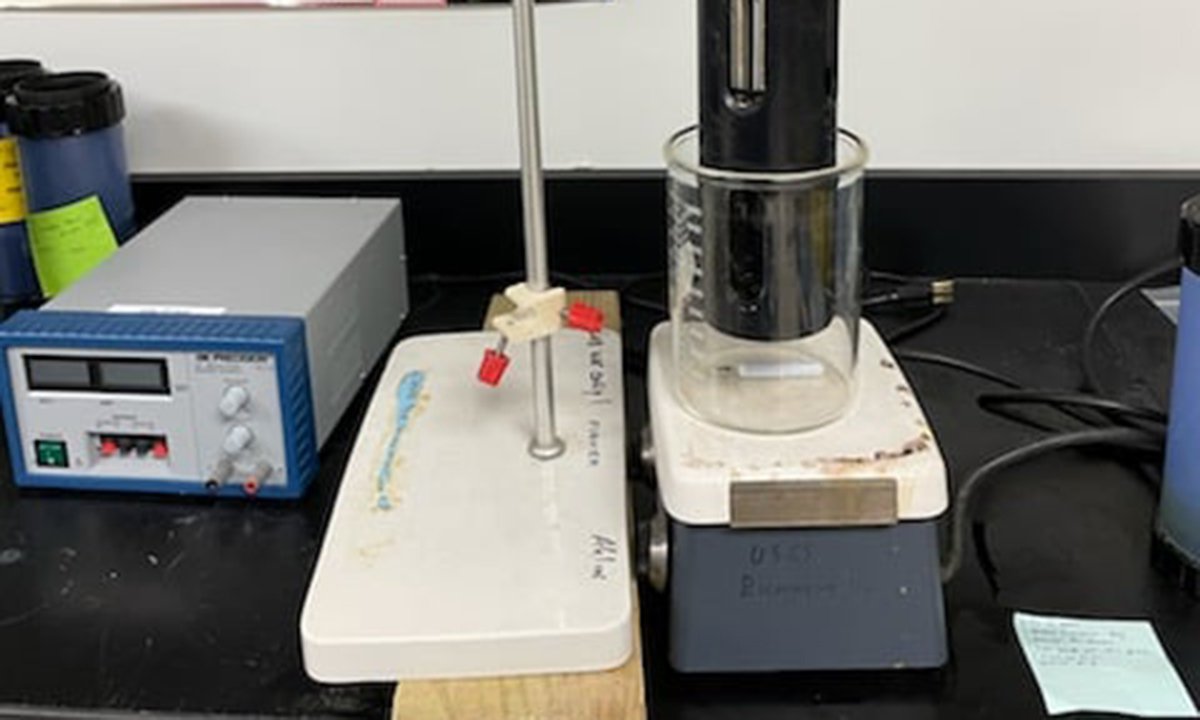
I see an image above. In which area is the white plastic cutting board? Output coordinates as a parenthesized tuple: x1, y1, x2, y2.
(301, 330, 632, 682)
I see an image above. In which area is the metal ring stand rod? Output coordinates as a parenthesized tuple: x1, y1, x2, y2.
(512, 0, 565, 461)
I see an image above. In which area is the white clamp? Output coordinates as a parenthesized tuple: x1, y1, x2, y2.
(491, 283, 567, 344)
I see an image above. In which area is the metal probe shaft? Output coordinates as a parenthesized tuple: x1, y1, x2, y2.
(512, 0, 564, 460)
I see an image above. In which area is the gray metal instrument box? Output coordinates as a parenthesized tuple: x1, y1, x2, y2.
(47, 195, 408, 448)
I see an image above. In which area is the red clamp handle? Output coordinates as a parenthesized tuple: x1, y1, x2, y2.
(477, 347, 511, 386)
(565, 302, 605, 333)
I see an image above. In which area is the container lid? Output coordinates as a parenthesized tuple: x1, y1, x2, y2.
(0, 60, 43, 96)
(1180, 195, 1200, 272)
(5, 71, 125, 139)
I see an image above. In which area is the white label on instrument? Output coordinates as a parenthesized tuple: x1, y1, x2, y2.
(108, 304, 227, 316)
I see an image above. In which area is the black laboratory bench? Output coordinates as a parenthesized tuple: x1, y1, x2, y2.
(0, 276, 1193, 719)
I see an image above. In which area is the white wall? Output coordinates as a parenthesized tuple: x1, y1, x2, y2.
(1, 0, 1198, 173)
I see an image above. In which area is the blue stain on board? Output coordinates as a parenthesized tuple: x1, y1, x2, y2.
(376, 370, 426, 510)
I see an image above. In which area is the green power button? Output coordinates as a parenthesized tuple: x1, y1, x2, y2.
(34, 440, 68, 468)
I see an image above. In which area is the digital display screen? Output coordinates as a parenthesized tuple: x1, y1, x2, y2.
(25, 357, 92, 391)
(25, 355, 170, 395)
(96, 360, 169, 393)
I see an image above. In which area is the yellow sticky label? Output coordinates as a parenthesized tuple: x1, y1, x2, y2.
(0, 137, 27, 225)
(28, 196, 119, 297)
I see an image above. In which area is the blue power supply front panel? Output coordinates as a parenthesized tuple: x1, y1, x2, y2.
(0, 311, 319, 499)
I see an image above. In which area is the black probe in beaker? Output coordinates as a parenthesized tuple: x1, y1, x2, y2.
(699, 0, 838, 171)
(698, 0, 840, 341)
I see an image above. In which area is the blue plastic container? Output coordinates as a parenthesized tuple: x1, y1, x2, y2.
(6, 72, 135, 244)
(0, 60, 44, 304)
(1160, 198, 1200, 570)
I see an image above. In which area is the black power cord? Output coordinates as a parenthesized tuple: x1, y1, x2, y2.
(1081, 258, 1182, 396)
(865, 279, 955, 310)
(865, 274, 956, 343)
(891, 349, 1121, 433)
(892, 349, 1022, 389)
(896, 349, 1170, 584)
(882, 306, 948, 345)
(977, 391, 1168, 432)
(940, 427, 1165, 583)
(881, 269, 1176, 585)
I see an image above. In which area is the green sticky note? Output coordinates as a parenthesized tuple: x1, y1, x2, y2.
(27, 195, 119, 297)
(1014, 612, 1199, 717)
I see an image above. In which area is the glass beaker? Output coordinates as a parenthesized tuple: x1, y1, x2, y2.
(666, 126, 867, 433)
